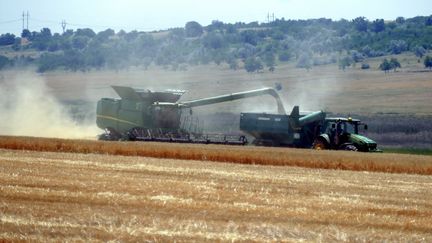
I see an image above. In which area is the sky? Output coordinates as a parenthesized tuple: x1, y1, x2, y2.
(0, 0, 431, 35)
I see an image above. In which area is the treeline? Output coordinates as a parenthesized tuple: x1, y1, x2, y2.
(0, 15, 432, 72)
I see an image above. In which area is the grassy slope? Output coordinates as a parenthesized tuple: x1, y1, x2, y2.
(1, 52, 431, 115)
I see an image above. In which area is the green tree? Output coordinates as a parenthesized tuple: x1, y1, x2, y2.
(278, 51, 291, 62)
(372, 19, 385, 33)
(96, 28, 115, 42)
(75, 28, 96, 38)
(424, 56, 432, 70)
(296, 54, 312, 70)
(244, 57, 263, 73)
(0, 55, 10, 69)
(0, 33, 15, 45)
(185, 21, 203, 37)
(338, 56, 353, 71)
(72, 36, 89, 49)
(414, 45, 426, 59)
(379, 59, 392, 73)
(263, 51, 276, 70)
(226, 55, 238, 70)
(352, 17, 368, 32)
(395, 17, 405, 24)
(202, 32, 226, 49)
(389, 40, 407, 54)
(21, 29, 31, 38)
(390, 58, 401, 72)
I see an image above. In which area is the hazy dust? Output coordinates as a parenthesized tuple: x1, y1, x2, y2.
(0, 72, 100, 139)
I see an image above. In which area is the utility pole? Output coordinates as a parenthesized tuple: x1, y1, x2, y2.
(61, 20, 67, 33)
(26, 11, 29, 30)
(22, 11, 29, 31)
(267, 12, 275, 23)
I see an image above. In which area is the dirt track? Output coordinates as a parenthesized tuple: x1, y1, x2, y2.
(1, 148, 431, 241)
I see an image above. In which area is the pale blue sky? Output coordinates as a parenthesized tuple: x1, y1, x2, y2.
(0, 0, 431, 35)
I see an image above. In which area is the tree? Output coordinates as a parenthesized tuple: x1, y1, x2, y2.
(389, 40, 407, 54)
(425, 16, 432, 26)
(424, 56, 432, 70)
(21, 29, 31, 38)
(96, 28, 115, 41)
(185, 21, 203, 37)
(339, 56, 352, 71)
(395, 17, 405, 24)
(414, 45, 426, 59)
(263, 51, 276, 70)
(202, 32, 226, 49)
(278, 51, 291, 62)
(39, 28, 52, 39)
(72, 36, 89, 49)
(244, 57, 263, 73)
(75, 28, 96, 38)
(351, 50, 365, 63)
(296, 54, 312, 70)
(0, 55, 10, 70)
(0, 33, 15, 46)
(240, 30, 258, 46)
(226, 54, 238, 70)
(206, 20, 224, 32)
(352, 17, 368, 32)
(372, 19, 385, 33)
(379, 59, 392, 73)
(389, 58, 401, 72)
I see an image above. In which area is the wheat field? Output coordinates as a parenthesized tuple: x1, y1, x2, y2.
(0, 137, 432, 241)
(1, 136, 431, 175)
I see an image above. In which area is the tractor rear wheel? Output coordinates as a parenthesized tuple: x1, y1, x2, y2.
(313, 139, 327, 150)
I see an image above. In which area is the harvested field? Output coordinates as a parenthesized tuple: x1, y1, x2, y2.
(0, 148, 431, 241)
(0, 136, 431, 175)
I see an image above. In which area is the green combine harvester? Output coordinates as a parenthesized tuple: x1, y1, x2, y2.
(96, 86, 285, 144)
(96, 86, 380, 152)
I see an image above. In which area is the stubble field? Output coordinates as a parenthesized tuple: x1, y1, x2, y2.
(0, 137, 432, 241)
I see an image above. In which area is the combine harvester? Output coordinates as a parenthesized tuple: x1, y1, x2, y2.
(96, 86, 285, 145)
(96, 86, 380, 152)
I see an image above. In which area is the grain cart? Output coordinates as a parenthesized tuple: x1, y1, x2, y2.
(96, 86, 285, 144)
(240, 106, 380, 152)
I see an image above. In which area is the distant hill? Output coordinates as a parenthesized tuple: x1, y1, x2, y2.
(0, 15, 432, 72)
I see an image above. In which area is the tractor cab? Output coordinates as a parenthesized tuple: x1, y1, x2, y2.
(314, 117, 380, 152)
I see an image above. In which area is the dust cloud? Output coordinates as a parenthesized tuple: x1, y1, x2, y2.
(0, 72, 100, 139)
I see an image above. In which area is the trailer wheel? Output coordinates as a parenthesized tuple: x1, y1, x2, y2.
(313, 139, 327, 150)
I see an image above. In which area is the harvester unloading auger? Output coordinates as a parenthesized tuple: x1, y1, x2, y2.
(97, 85, 380, 151)
(96, 86, 285, 144)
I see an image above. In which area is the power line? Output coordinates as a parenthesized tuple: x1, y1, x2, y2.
(0, 19, 21, 25)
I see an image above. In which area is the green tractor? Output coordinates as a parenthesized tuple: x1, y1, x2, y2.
(240, 106, 381, 152)
(312, 117, 380, 152)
